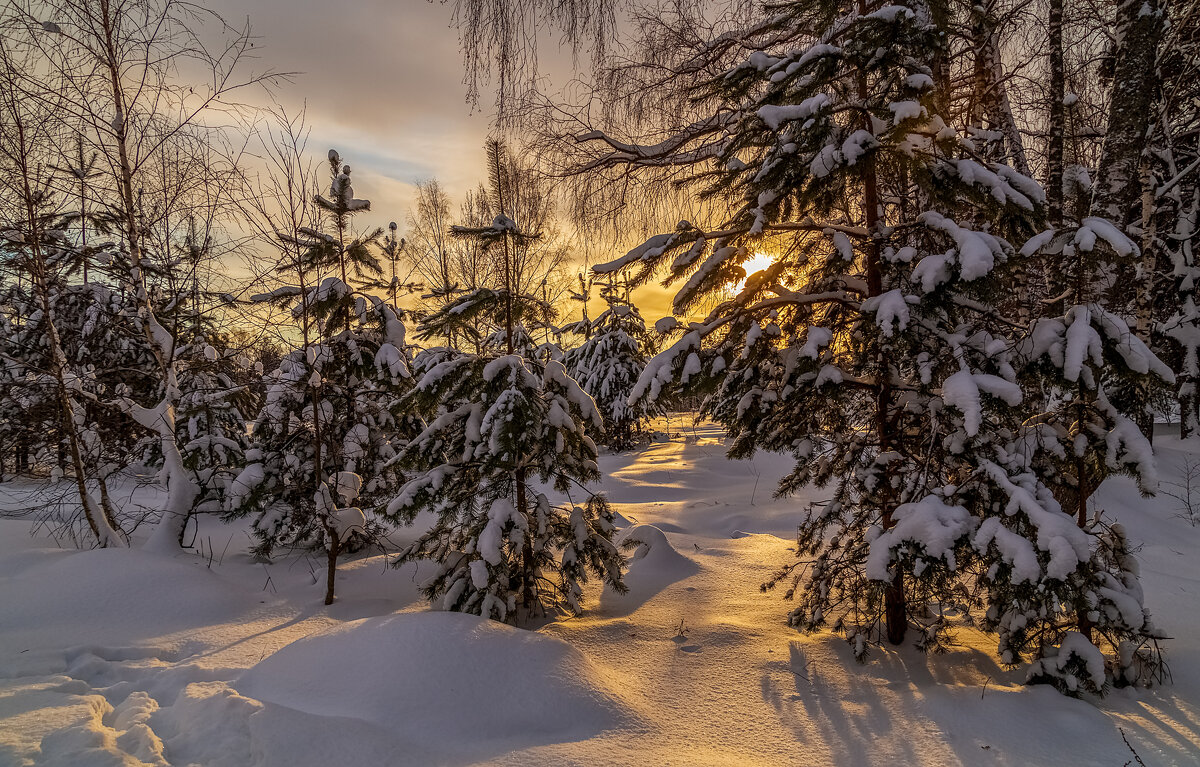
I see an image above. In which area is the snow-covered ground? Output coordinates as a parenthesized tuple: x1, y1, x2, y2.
(1, 419, 1199, 766)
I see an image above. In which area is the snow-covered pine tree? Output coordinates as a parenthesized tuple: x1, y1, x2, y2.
(585, 0, 1167, 692)
(0, 147, 127, 544)
(563, 277, 659, 449)
(1011, 222, 1174, 694)
(416, 285, 554, 358)
(229, 150, 416, 604)
(592, 0, 1042, 653)
(986, 0, 1182, 695)
(2, 270, 161, 527)
(387, 139, 626, 622)
(1142, 2, 1200, 437)
(0, 41, 140, 545)
(386, 349, 626, 621)
(170, 332, 254, 527)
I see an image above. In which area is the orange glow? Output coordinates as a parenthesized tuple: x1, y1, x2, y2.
(734, 252, 775, 291)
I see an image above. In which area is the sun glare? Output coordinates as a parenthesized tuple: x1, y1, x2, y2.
(734, 252, 775, 291)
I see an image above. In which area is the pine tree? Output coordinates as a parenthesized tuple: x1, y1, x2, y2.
(1143, 0, 1200, 437)
(586, 0, 1167, 692)
(563, 277, 659, 449)
(229, 150, 416, 604)
(171, 333, 254, 523)
(0, 191, 128, 545)
(386, 349, 626, 620)
(1011, 204, 1174, 694)
(387, 139, 626, 621)
(3, 271, 158, 526)
(596, 0, 1033, 651)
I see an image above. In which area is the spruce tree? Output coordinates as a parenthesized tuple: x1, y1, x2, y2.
(229, 150, 416, 604)
(387, 139, 626, 622)
(563, 277, 659, 449)
(588, 0, 1167, 692)
(171, 333, 254, 523)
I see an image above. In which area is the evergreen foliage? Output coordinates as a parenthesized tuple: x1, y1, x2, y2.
(591, 0, 1168, 694)
(228, 151, 418, 603)
(387, 349, 625, 621)
(388, 140, 626, 622)
(563, 278, 659, 449)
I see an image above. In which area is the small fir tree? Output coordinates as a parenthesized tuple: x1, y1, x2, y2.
(229, 150, 417, 604)
(387, 139, 626, 621)
(563, 278, 659, 449)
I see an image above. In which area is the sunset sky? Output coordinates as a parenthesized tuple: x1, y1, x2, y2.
(207, 0, 491, 216)
(204, 0, 679, 320)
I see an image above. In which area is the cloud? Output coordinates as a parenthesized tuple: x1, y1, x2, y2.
(208, 0, 491, 223)
(203, 0, 687, 325)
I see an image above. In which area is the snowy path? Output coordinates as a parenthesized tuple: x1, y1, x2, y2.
(1, 422, 1199, 765)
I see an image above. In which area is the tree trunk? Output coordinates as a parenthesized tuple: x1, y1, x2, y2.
(857, 26, 905, 644)
(324, 526, 340, 606)
(97, 0, 194, 551)
(1048, 0, 1066, 227)
(516, 467, 535, 615)
(97, 473, 121, 534)
(1091, 0, 1165, 227)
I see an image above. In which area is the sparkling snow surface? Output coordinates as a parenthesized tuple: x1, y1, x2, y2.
(1, 419, 1199, 765)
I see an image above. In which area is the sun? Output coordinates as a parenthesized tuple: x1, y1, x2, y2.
(733, 252, 775, 291)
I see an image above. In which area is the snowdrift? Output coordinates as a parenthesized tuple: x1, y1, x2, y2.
(236, 611, 633, 754)
(0, 547, 265, 652)
(603, 524, 698, 616)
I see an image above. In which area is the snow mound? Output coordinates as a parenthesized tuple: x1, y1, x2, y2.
(618, 523, 688, 564)
(236, 612, 631, 752)
(0, 548, 264, 651)
(603, 524, 699, 616)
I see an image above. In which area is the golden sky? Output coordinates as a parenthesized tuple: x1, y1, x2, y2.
(205, 0, 681, 323)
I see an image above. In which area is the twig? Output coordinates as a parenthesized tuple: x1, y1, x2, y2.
(1120, 728, 1147, 767)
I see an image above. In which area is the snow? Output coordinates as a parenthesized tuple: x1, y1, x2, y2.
(1063, 306, 1104, 383)
(757, 94, 831, 130)
(799, 326, 833, 358)
(919, 211, 1001, 281)
(236, 612, 631, 756)
(840, 129, 875, 166)
(942, 370, 1023, 437)
(479, 498, 521, 566)
(1026, 631, 1107, 693)
(594, 232, 677, 274)
(866, 496, 974, 580)
(863, 4, 915, 22)
(2, 424, 1200, 765)
(862, 289, 911, 337)
(603, 524, 698, 616)
(1078, 217, 1138, 257)
(889, 100, 925, 125)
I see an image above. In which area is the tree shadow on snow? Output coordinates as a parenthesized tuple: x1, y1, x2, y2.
(759, 634, 1200, 765)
